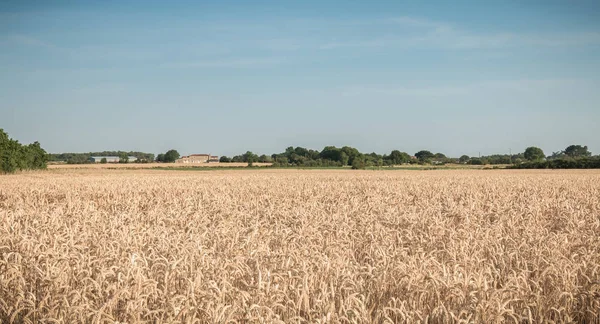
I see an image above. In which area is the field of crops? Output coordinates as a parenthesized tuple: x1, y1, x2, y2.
(1, 169, 599, 323)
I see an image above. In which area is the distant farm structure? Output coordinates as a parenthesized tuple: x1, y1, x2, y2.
(176, 154, 219, 164)
(89, 156, 138, 163)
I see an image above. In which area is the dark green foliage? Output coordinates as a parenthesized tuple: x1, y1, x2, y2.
(459, 155, 470, 163)
(415, 150, 435, 161)
(273, 155, 289, 165)
(258, 154, 272, 163)
(468, 158, 484, 165)
(481, 155, 510, 164)
(243, 151, 258, 163)
(154, 150, 179, 163)
(100, 158, 107, 164)
(564, 145, 591, 158)
(341, 146, 361, 165)
(163, 150, 180, 163)
(118, 152, 129, 163)
(219, 156, 231, 163)
(472, 153, 523, 165)
(511, 157, 600, 169)
(351, 156, 366, 169)
(319, 146, 343, 163)
(524, 147, 545, 161)
(388, 150, 411, 165)
(548, 151, 566, 160)
(0, 129, 48, 173)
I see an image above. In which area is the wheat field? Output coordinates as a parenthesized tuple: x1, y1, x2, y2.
(1, 169, 599, 323)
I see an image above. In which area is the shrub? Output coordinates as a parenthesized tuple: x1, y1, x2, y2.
(351, 156, 366, 169)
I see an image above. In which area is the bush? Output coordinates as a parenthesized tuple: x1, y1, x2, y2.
(469, 159, 484, 165)
(351, 156, 366, 170)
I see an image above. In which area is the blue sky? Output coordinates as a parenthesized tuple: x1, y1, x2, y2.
(1, 0, 599, 157)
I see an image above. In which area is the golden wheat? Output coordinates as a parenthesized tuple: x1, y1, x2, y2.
(1, 169, 599, 323)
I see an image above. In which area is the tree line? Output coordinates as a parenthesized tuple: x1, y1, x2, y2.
(510, 145, 598, 169)
(0, 129, 48, 173)
(49, 151, 155, 164)
(217, 144, 598, 169)
(6, 129, 597, 172)
(217, 146, 459, 169)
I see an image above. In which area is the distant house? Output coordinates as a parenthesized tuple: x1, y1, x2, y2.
(176, 154, 212, 164)
(209, 155, 219, 163)
(89, 156, 138, 163)
(90, 156, 119, 163)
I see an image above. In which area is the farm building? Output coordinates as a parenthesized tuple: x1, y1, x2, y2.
(89, 156, 138, 163)
(176, 154, 219, 163)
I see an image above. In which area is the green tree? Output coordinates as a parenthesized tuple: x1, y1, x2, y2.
(275, 156, 289, 164)
(459, 155, 470, 163)
(469, 158, 483, 165)
(351, 156, 366, 169)
(524, 147, 545, 161)
(341, 146, 361, 165)
(415, 150, 435, 162)
(564, 145, 591, 158)
(27, 141, 48, 169)
(164, 150, 180, 163)
(100, 157, 107, 164)
(340, 152, 349, 166)
(118, 152, 129, 163)
(0, 138, 19, 173)
(156, 154, 165, 162)
(219, 156, 231, 163)
(548, 151, 566, 160)
(0, 129, 48, 173)
(389, 150, 410, 165)
(242, 151, 258, 163)
(258, 154, 272, 163)
(320, 146, 342, 162)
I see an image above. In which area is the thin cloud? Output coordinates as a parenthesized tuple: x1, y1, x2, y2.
(319, 39, 389, 50)
(385, 16, 450, 29)
(341, 85, 470, 97)
(341, 79, 595, 97)
(319, 16, 600, 50)
(160, 57, 284, 69)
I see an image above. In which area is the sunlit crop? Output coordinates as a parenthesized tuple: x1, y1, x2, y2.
(1, 169, 599, 323)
